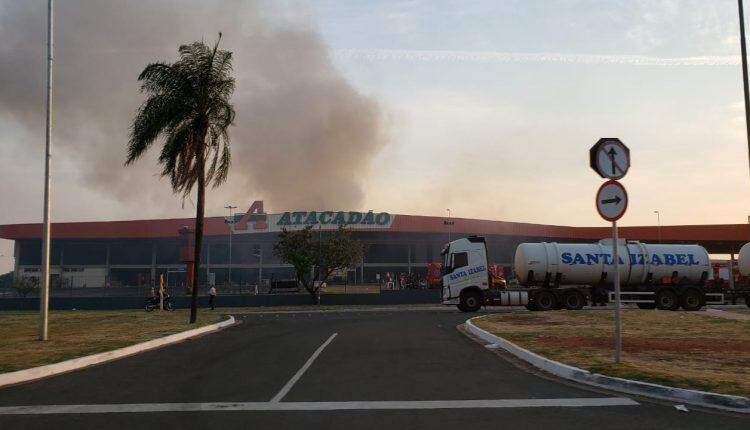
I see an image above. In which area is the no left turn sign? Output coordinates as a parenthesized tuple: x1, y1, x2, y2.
(596, 180, 628, 222)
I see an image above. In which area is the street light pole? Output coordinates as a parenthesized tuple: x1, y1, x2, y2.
(446, 209, 452, 242)
(224, 205, 236, 288)
(654, 210, 661, 243)
(39, 0, 54, 341)
(739, 0, 750, 176)
(258, 248, 262, 287)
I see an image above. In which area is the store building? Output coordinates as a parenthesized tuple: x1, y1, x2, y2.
(2, 201, 748, 288)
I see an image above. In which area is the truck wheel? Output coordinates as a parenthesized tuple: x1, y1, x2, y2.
(681, 289, 703, 311)
(534, 290, 557, 312)
(655, 290, 679, 311)
(636, 303, 656, 310)
(459, 290, 482, 312)
(563, 291, 585, 310)
(592, 287, 608, 306)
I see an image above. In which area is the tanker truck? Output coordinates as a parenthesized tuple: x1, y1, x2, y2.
(440, 236, 724, 312)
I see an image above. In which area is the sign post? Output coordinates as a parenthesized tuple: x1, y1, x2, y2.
(591, 139, 630, 364)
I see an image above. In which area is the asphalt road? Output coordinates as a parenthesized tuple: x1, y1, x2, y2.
(0, 309, 747, 429)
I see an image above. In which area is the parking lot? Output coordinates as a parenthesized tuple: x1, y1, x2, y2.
(0, 309, 747, 429)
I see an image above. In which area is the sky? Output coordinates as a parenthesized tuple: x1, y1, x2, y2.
(1, 0, 749, 272)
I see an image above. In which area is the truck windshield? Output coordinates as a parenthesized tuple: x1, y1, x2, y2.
(440, 245, 451, 275)
(441, 245, 450, 264)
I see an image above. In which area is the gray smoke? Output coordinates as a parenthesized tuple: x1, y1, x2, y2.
(0, 0, 384, 215)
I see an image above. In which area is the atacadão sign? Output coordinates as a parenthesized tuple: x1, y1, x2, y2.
(277, 210, 391, 227)
(232, 206, 394, 234)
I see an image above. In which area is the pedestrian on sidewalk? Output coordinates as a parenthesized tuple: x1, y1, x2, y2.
(209, 285, 217, 310)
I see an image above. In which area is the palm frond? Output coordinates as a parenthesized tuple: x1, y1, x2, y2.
(127, 35, 235, 197)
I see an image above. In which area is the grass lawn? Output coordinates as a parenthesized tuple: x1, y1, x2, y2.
(0, 310, 225, 373)
(473, 310, 750, 397)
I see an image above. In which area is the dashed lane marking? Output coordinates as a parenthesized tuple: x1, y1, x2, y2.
(270, 332, 338, 403)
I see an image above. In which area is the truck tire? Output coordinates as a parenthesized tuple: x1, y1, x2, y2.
(591, 287, 608, 307)
(533, 290, 557, 312)
(563, 291, 585, 310)
(459, 290, 482, 313)
(636, 303, 656, 310)
(655, 290, 679, 311)
(681, 289, 703, 311)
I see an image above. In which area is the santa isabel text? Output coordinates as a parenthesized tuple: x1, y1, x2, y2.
(560, 252, 702, 266)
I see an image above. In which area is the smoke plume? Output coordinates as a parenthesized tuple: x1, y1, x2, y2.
(0, 0, 385, 216)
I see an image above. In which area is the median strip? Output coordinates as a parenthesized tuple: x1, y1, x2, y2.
(465, 312, 750, 414)
(0, 313, 236, 389)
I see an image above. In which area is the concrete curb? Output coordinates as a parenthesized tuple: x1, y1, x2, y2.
(465, 317, 750, 414)
(0, 315, 236, 389)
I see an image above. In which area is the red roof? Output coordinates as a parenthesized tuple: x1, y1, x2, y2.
(1, 214, 749, 244)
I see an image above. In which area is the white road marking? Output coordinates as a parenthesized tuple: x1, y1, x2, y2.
(0, 398, 639, 415)
(270, 332, 338, 403)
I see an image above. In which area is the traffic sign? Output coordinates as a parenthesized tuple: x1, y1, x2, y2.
(596, 180, 628, 222)
(590, 138, 630, 180)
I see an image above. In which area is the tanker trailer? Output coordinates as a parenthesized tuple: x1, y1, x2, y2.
(514, 239, 718, 311)
(739, 242, 750, 277)
(441, 236, 593, 312)
(732, 243, 750, 307)
(440, 236, 720, 312)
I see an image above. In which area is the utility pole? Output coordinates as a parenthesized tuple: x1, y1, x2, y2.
(739, 0, 750, 175)
(653, 210, 661, 243)
(39, 0, 54, 341)
(445, 209, 453, 242)
(257, 248, 262, 287)
(224, 205, 236, 288)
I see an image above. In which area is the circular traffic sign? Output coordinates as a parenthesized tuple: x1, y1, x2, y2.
(596, 180, 628, 222)
(590, 138, 630, 180)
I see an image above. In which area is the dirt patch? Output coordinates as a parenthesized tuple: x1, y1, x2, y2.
(535, 335, 750, 353)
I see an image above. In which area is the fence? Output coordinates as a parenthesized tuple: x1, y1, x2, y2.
(0, 289, 441, 311)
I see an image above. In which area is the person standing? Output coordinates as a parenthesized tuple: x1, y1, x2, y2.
(209, 285, 217, 310)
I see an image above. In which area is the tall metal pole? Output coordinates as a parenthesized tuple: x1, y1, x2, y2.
(612, 221, 622, 364)
(654, 210, 661, 243)
(39, 0, 54, 341)
(224, 205, 236, 287)
(228, 220, 232, 286)
(739, 0, 750, 175)
(447, 208, 452, 242)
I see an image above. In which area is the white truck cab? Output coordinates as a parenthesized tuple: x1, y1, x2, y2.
(441, 236, 491, 311)
(440, 236, 557, 312)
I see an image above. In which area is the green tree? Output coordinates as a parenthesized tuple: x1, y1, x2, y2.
(126, 34, 235, 323)
(11, 277, 38, 298)
(274, 226, 363, 304)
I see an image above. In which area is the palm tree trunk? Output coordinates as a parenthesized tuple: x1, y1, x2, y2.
(189, 144, 206, 324)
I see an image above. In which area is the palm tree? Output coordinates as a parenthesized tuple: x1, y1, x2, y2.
(126, 34, 235, 323)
